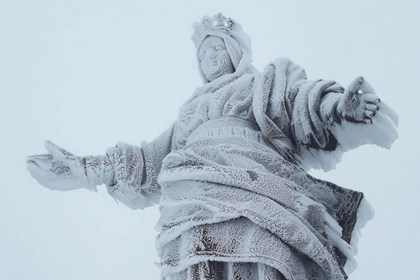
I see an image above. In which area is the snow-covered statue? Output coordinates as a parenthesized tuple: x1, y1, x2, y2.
(27, 13, 398, 280)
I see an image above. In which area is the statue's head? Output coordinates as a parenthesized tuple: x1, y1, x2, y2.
(198, 36, 235, 82)
(192, 13, 252, 82)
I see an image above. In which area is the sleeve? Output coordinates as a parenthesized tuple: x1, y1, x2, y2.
(105, 125, 176, 209)
(253, 57, 398, 171)
(253, 58, 342, 157)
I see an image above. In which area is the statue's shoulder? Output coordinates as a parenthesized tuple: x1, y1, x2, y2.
(264, 56, 302, 69)
(260, 57, 306, 79)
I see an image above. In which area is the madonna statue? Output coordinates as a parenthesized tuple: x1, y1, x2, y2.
(27, 13, 398, 279)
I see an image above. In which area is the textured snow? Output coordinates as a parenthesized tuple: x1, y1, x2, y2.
(102, 49, 397, 278)
(24, 11, 399, 280)
(298, 105, 398, 172)
(344, 198, 375, 274)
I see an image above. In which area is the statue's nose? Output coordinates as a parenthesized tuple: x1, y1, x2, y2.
(206, 49, 216, 59)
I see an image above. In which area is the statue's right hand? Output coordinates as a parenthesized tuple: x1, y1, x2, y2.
(26, 141, 96, 191)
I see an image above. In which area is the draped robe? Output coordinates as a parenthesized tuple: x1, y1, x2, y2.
(105, 57, 397, 279)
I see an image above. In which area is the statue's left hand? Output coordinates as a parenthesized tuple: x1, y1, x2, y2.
(337, 76, 380, 124)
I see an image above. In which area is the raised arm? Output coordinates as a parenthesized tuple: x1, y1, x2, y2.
(27, 124, 176, 209)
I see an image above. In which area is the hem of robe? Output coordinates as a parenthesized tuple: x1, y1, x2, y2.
(161, 254, 294, 279)
(163, 261, 287, 280)
(157, 182, 351, 279)
(159, 216, 338, 279)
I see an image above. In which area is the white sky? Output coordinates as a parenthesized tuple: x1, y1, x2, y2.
(1, 0, 419, 279)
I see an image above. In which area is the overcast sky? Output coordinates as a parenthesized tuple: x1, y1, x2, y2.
(1, 0, 419, 279)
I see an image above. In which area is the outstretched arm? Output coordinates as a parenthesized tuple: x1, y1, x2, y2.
(26, 141, 114, 192)
(27, 124, 176, 209)
(253, 57, 398, 171)
(303, 76, 398, 170)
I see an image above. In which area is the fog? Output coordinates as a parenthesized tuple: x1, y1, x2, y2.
(1, 1, 419, 279)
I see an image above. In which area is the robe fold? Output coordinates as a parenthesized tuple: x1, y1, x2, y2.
(105, 57, 397, 279)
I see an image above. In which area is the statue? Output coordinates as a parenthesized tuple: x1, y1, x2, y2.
(26, 13, 398, 280)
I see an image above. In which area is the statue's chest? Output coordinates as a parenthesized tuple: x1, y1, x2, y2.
(178, 78, 254, 125)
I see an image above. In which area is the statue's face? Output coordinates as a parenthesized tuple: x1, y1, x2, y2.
(199, 36, 235, 81)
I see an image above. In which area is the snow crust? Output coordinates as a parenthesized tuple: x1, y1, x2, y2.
(344, 197, 375, 274)
(298, 102, 399, 171)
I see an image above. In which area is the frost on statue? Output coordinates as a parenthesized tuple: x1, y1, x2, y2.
(27, 13, 398, 280)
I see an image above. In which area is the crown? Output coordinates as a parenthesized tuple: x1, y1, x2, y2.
(192, 13, 252, 62)
(200, 13, 235, 33)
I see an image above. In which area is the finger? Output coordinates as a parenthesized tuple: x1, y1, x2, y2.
(359, 78, 375, 93)
(26, 154, 52, 162)
(365, 110, 376, 118)
(45, 141, 73, 160)
(348, 76, 364, 93)
(26, 154, 53, 170)
(27, 155, 72, 178)
(365, 104, 379, 111)
(363, 93, 381, 104)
